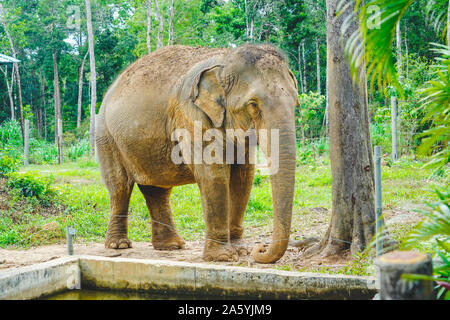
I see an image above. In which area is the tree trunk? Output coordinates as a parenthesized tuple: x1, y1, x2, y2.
(52, 51, 62, 148)
(168, 0, 175, 46)
(44, 100, 47, 141)
(77, 51, 88, 128)
(404, 24, 409, 80)
(323, 51, 330, 136)
(38, 73, 44, 138)
(302, 39, 307, 93)
(396, 24, 403, 82)
(154, 0, 163, 50)
(298, 43, 304, 93)
(313, 0, 376, 257)
(146, 0, 152, 53)
(375, 251, 434, 300)
(86, 0, 97, 157)
(0, 4, 24, 140)
(391, 22, 402, 162)
(52, 50, 63, 164)
(245, 0, 249, 40)
(41, 72, 47, 141)
(316, 37, 321, 95)
(1, 65, 14, 120)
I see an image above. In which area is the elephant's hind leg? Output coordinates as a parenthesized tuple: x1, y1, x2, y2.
(138, 185, 185, 250)
(105, 179, 134, 249)
(97, 133, 134, 249)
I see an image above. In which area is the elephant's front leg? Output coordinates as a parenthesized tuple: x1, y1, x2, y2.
(195, 164, 238, 262)
(229, 164, 255, 240)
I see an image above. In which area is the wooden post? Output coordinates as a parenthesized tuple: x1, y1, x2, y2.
(58, 118, 63, 164)
(374, 146, 383, 256)
(375, 251, 434, 300)
(24, 119, 29, 166)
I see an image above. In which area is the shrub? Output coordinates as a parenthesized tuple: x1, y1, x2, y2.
(62, 131, 77, 148)
(296, 92, 326, 142)
(77, 157, 98, 168)
(0, 119, 22, 146)
(6, 171, 54, 199)
(370, 122, 391, 154)
(29, 139, 58, 164)
(0, 119, 91, 165)
(296, 138, 329, 165)
(67, 139, 90, 161)
(0, 155, 20, 177)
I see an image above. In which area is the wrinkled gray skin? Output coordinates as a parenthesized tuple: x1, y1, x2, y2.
(96, 44, 299, 263)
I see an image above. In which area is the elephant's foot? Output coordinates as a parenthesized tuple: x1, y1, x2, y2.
(203, 239, 239, 262)
(152, 233, 185, 250)
(230, 226, 244, 241)
(230, 228, 249, 256)
(105, 234, 132, 249)
(231, 239, 250, 257)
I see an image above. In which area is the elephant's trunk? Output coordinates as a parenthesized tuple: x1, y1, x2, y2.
(252, 120, 296, 264)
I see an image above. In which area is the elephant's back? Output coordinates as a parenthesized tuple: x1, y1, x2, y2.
(100, 45, 228, 145)
(111, 45, 228, 101)
(101, 45, 229, 138)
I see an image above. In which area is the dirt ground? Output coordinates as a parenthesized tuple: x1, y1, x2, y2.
(0, 238, 342, 271)
(0, 207, 423, 272)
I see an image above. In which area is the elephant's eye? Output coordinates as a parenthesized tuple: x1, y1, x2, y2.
(247, 100, 258, 109)
(247, 100, 260, 117)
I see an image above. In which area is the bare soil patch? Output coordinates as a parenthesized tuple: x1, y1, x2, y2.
(0, 237, 342, 271)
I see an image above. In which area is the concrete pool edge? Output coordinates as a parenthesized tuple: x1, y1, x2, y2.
(0, 256, 377, 300)
(0, 257, 80, 300)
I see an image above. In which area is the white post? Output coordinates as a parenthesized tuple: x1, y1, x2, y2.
(374, 146, 383, 256)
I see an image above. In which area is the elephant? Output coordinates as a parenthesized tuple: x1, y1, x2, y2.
(96, 44, 299, 263)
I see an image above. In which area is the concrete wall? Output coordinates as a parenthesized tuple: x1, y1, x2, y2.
(79, 256, 377, 299)
(0, 257, 80, 300)
(0, 256, 376, 300)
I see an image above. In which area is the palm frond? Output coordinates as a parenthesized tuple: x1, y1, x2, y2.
(425, 0, 449, 41)
(341, 0, 412, 95)
(403, 189, 450, 248)
(403, 188, 450, 300)
(416, 43, 450, 168)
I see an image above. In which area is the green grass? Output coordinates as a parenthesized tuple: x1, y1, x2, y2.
(0, 156, 448, 258)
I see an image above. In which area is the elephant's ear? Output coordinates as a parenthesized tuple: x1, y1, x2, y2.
(288, 70, 301, 107)
(181, 60, 226, 128)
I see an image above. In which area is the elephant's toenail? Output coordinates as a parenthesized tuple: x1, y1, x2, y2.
(118, 243, 129, 249)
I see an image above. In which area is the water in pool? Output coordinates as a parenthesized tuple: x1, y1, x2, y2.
(42, 289, 235, 300)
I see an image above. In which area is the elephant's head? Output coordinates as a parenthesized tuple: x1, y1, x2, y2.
(181, 44, 299, 263)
